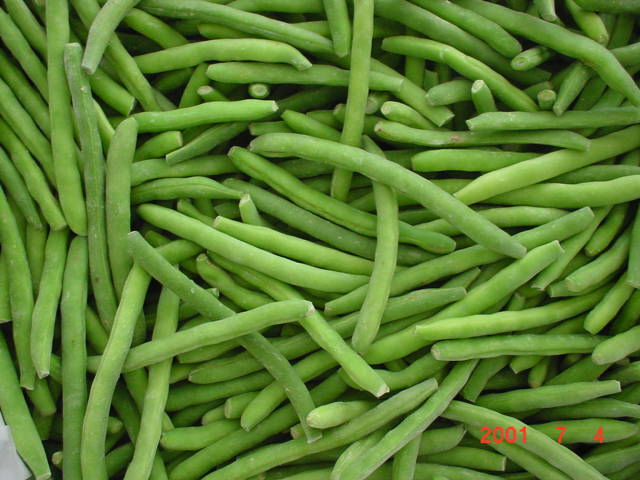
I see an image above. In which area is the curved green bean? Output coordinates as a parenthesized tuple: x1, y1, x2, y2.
(432, 334, 604, 361)
(136, 39, 311, 73)
(83, 0, 141, 74)
(376, 120, 590, 151)
(132, 99, 277, 132)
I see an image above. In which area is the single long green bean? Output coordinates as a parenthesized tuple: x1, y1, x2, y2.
(375, 120, 590, 151)
(131, 176, 242, 204)
(47, 0, 87, 235)
(136, 39, 311, 73)
(0, 330, 50, 480)
(412, 149, 537, 173)
(0, 185, 35, 388)
(251, 133, 526, 259)
(323, 0, 350, 57)
(416, 287, 604, 341)
(0, 147, 43, 229)
(131, 155, 237, 186)
(432, 334, 604, 361)
(30, 228, 68, 378)
(60, 237, 88, 480)
(83, 0, 142, 74)
(105, 118, 137, 296)
(330, 0, 373, 201)
(65, 43, 118, 329)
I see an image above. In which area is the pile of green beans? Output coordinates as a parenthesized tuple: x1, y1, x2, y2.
(1, 0, 640, 479)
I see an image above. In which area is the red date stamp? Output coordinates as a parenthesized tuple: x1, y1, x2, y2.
(479, 426, 605, 444)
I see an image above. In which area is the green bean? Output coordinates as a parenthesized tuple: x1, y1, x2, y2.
(47, 0, 88, 235)
(83, 0, 141, 74)
(132, 131, 181, 161)
(533, 0, 557, 20)
(380, 101, 436, 129)
(0, 7, 48, 99)
(200, 379, 438, 480)
(566, 0, 609, 44)
(573, 0, 640, 12)
(426, 79, 472, 106)
(30, 229, 68, 378)
(551, 62, 592, 115)
(412, 149, 537, 173)
(446, 401, 608, 480)
(305, 401, 372, 430)
(124, 288, 179, 480)
(418, 207, 568, 237)
(477, 380, 620, 413)
(166, 121, 248, 164)
(138, 39, 311, 75)
(535, 398, 640, 421)
(587, 443, 640, 475)
(237, 194, 269, 226)
(80, 264, 150, 480)
(421, 446, 507, 472)
(197, 255, 271, 308)
(0, 185, 35, 388)
(593, 326, 640, 365)
(339, 361, 477, 480)
(247, 83, 269, 99)
(122, 6, 186, 48)
(0, 330, 50, 479)
(330, 1, 373, 199)
(511, 46, 553, 71)
(202, 405, 226, 425)
(0, 253, 10, 323)
(132, 99, 276, 133)
(417, 287, 604, 341)
(471, 79, 497, 113)
(469, 106, 640, 131)
(60, 255, 89, 480)
(0, 147, 43, 229)
(65, 42, 119, 331)
(456, 0, 640, 105)
(351, 145, 398, 354)
(627, 206, 640, 288)
(463, 357, 510, 402)
(391, 435, 420, 480)
(376, 119, 590, 151)
(606, 361, 640, 386)
(0, 49, 49, 138)
(432, 334, 604, 361)
(161, 419, 239, 451)
(586, 205, 628, 256)
(383, 36, 536, 112)
(0, 76, 53, 182)
(322, 0, 350, 57)
(533, 419, 637, 444)
(329, 207, 594, 319)
(206, 62, 401, 94)
(584, 273, 635, 334)
(251, 133, 526, 259)
(225, 392, 259, 419)
(131, 155, 236, 186)
(131, 176, 242, 204)
(456, 125, 640, 204)
(250, 121, 292, 136)
(105, 118, 137, 296)
(564, 230, 630, 292)
(612, 289, 640, 334)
